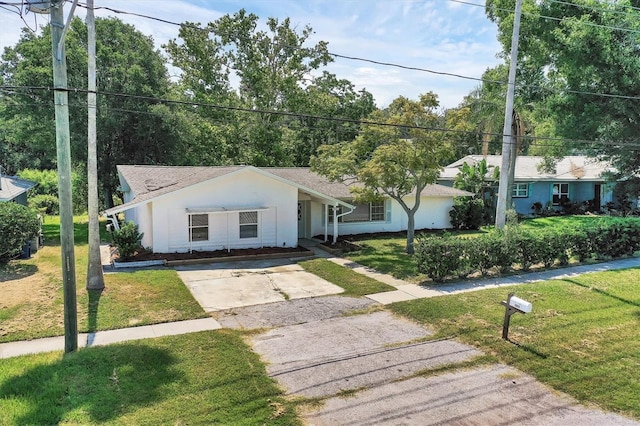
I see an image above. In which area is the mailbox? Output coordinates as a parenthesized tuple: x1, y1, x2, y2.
(501, 293, 532, 340)
(509, 296, 532, 313)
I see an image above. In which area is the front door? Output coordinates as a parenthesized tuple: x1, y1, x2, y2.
(594, 184, 601, 211)
(297, 201, 308, 238)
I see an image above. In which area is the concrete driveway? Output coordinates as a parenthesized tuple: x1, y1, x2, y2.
(217, 297, 639, 426)
(174, 258, 343, 312)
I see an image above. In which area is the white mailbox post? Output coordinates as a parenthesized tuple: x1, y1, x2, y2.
(501, 293, 532, 340)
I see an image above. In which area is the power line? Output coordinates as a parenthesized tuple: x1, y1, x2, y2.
(69, 1, 640, 104)
(3, 84, 640, 150)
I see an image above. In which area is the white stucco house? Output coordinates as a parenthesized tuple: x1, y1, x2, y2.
(103, 165, 471, 254)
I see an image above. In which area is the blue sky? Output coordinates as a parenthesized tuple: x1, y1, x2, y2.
(0, 0, 503, 108)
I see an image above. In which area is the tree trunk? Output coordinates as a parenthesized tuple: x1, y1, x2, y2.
(406, 212, 416, 254)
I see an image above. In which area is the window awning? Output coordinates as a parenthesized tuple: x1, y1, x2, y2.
(185, 206, 270, 214)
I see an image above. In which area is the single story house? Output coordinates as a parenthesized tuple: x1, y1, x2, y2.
(104, 165, 471, 254)
(438, 155, 615, 215)
(0, 174, 36, 206)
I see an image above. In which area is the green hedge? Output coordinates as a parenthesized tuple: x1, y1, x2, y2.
(415, 218, 640, 282)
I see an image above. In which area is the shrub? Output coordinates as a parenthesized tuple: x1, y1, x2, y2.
(112, 221, 144, 260)
(449, 197, 485, 230)
(513, 231, 544, 271)
(0, 203, 41, 264)
(567, 227, 593, 262)
(540, 229, 569, 267)
(29, 194, 59, 215)
(414, 234, 465, 282)
(467, 233, 500, 276)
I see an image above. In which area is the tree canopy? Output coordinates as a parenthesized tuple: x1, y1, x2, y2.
(165, 9, 375, 167)
(311, 92, 449, 254)
(1, 17, 179, 207)
(485, 0, 640, 177)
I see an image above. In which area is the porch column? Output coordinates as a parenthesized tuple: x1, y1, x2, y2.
(324, 203, 328, 242)
(333, 203, 338, 244)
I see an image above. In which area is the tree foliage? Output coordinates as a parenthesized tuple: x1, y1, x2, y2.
(1, 18, 178, 208)
(165, 9, 374, 166)
(312, 93, 449, 254)
(0, 202, 40, 263)
(485, 0, 640, 176)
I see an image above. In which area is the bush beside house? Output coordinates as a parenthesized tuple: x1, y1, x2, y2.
(0, 202, 41, 264)
(112, 221, 144, 260)
(415, 218, 640, 282)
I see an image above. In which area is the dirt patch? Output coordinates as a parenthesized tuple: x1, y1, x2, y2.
(0, 247, 61, 339)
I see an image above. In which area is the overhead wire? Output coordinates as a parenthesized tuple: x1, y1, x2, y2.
(67, 0, 640, 104)
(3, 1, 640, 152)
(3, 84, 640, 151)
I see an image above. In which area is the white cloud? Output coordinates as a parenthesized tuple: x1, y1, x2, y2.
(0, 0, 504, 108)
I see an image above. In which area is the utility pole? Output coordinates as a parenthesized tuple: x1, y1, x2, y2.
(50, 0, 79, 353)
(495, 0, 523, 229)
(86, 0, 105, 290)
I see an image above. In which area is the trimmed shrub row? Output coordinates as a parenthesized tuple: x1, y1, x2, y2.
(414, 219, 640, 282)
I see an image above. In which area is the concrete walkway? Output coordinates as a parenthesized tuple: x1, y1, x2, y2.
(300, 240, 640, 304)
(0, 318, 221, 359)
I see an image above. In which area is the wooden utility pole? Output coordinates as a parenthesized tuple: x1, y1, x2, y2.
(86, 0, 105, 290)
(50, 0, 78, 353)
(495, 0, 523, 229)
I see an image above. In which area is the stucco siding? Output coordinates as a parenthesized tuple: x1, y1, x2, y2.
(147, 170, 297, 253)
(310, 196, 455, 239)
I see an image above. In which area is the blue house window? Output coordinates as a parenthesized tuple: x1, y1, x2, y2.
(512, 183, 528, 198)
(552, 183, 569, 205)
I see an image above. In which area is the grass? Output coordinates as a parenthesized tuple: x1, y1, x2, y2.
(299, 258, 395, 296)
(0, 330, 300, 425)
(345, 235, 422, 281)
(389, 267, 640, 419)
(0, 216, 206, 343)
(520, 214, 640, 230)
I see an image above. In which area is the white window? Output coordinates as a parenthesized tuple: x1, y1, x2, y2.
(239, 211, 258, 238)
(332, 201, 387, 223)
(512, 183, 528, 198)
(189, 214, 208, 242)
(370, 201, 386, 221)
(552, 183, 569, 205)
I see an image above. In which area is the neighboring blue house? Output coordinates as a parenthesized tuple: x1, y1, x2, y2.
(0, 174, 36, 206)
(438, 155, 616, 215)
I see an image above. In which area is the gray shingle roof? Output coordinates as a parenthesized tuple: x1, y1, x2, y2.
(440, 155, 613, 181)
(108, 165, 471, 215)
(0, 175, 36, 202)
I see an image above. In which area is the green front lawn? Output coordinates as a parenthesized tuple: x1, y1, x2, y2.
(0, 217, 206, 343)
(299, 258, 395, 296)
(0, 330, 300, 425)
(390, 267, 640, 419)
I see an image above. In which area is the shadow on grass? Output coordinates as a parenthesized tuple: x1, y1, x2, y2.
(507, 339, 548, 359)
(41, 221, 90, 246)
(565, 278, 640, 308)
(0, 344, 178, 425)
(0, 263, 38, 281)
